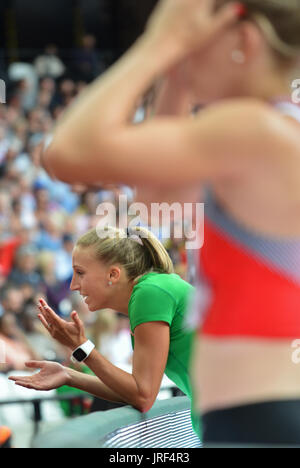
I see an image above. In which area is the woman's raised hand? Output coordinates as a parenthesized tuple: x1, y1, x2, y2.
(146, 0, 240, 56)
(9, 361, 70, 391)
(37, 298, 87, 351)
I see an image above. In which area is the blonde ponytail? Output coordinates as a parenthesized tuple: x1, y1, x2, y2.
(130, 226, 174, 275)
(217, 0, 300, 61)
(75, 226, 174, 281)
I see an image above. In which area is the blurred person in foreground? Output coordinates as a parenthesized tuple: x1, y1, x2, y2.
(41, 0, 300, 446)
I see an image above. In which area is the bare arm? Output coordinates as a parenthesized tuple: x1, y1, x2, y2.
(44, 35, 180, 184)
(150, 62, 195, 119)
(43, 1, 240, 186)
(136, 57, 203, 206)
(66, 368, 126, 404)
(9, 361, 126, 404)
(82, 321, 170, 412)
(10, 321, 170, 413)
(43, 53, 299, 191)
(21, 300, 170, 413)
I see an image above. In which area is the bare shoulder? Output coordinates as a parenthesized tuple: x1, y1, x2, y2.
(194, 97, 296, 135)
(191, 97, 300, 173)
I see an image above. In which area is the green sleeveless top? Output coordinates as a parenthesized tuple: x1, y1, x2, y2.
(128, 272, 201, 439)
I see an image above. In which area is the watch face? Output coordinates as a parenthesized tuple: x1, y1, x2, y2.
(73, 349, 87, 362)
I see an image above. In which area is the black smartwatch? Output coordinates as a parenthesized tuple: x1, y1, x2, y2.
(71, 340, 95, 364)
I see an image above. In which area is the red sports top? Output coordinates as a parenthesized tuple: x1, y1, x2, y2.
(197, 101, 300, 338)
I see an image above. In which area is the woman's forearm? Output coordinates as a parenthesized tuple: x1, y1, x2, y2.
(151, 65, 194, 118)
(59, 35, 183, 128)
(44, 34, 185, 182)
(81, 350, 152, 413)
(66, 349, 153, 412)
(67, 368, 126, 404)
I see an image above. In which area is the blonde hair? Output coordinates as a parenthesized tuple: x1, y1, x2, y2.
(218, 0, 300, 61)
(75, 226, 174, 281)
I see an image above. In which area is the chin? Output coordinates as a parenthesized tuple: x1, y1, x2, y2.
(89, 303, 104, 312)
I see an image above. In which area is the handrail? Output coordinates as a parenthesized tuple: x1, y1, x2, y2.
(0, 392, 89, 444)
(33, 396, 201, 449)
(0, 393, 87, 406)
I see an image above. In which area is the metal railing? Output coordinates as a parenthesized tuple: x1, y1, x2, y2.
(0, 393, 89, 446)
(33, 396, 201, 449)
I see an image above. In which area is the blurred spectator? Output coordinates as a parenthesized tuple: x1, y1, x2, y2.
(0, 237, 22, 277)
(0, 126, 10, 168)
(37, 251, 70, 317)
(90, 309, 118, 361)
(0, 312, 40, 371)
(90, 310, 132, 367)
(69, 293, 94, 341)
(0, 286, 24, 318)
(9, 180, 37, 231)
(34, 218, 63, 252)
(50, 78, 77, 109)
(37, 77, 56, 110)
(33, 44, 66, 80)
(32, 174, 80, 215)
(111, 313, 133, 366)
(8, 63, 38, 111)
(88, 310, 131, 413)
(9, 117, 28, 154)
(27, 107, 49, 137)
(0, 271, 6, 289)
(21, 302, 67, 363)
(55, 234, 74, 283)
(0, 191, 11, 232)
(72, 34, 105, 82)
(8, 245, 43, 289)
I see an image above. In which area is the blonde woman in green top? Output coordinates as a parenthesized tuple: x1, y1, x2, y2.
(9, 226, 200, 437)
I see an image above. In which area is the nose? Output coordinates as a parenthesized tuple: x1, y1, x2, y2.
(70, 274, 80, 292)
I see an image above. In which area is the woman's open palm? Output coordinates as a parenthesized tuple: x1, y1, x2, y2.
(38, 298, 87, 350)
(9, 361, 70, 391)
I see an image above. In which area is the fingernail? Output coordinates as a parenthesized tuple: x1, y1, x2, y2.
(234, 3, 247, 18)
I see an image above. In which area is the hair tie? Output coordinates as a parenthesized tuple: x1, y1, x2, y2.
(126, 227, 144, 246)
(235, 3, 248, 18)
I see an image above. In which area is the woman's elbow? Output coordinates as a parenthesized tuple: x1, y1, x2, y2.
(135, 394, 156, 414)
(42, 144, 61, 176)
(42, 144, 74, 183)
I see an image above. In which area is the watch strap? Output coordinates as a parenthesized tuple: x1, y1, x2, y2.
(71, 340, 95, 364)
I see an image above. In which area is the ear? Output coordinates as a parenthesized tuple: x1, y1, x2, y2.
(238, 21, 266, 61)
(108, 266, 121, 284)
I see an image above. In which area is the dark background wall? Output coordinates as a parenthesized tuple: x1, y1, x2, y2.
(0, 0, 159, 64)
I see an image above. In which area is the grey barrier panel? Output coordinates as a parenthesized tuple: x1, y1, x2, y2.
(33, 396, 201, 448)
(0, 80, 5, 104)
